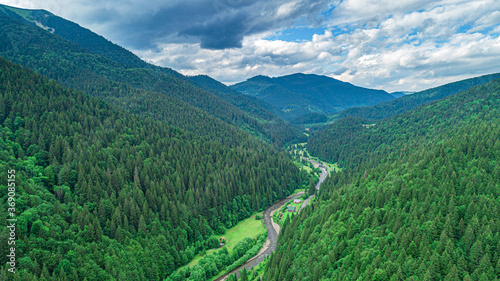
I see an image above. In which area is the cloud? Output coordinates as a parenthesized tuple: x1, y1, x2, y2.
(137, 0, 500, 92)
(1, 0, 500, 92)
(178, 8, 251, 49)
(0, 0, 332, 50)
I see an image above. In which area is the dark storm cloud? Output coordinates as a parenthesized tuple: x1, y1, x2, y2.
(96, 0, 332, 50)
(179, 10, 251, 49)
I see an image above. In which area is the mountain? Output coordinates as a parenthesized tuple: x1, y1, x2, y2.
(337, 72, 500, 121)
(188, 75, 307, 145)
(308, 73, 500, 167)
(390, 91, 412, 98)
(265, 77, 500, 280)
(0, 4, 302, 146)
(0, 4, 181, 75)
(230, 73, 395, 120)
(189, 75, 277, 121)
(0, 5, 313, 279)
(0, 56, 310, 280)
(289, 112, 329, 125)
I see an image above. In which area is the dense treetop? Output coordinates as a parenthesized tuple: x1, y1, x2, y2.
(0, 57, 309, 280)
(266, 78, 500, 280)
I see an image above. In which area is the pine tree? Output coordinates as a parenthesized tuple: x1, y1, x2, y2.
(308, 178, 316, 195)
(240, 267, 249, 281)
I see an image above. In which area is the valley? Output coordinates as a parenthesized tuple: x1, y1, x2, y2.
(219, 156, 333, 280)
(215, 192, 304, 281)
(1, 2, 500, 281)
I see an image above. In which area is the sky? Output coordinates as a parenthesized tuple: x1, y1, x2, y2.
(2, 0, 500, 92)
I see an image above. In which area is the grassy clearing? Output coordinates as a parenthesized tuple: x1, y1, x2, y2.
(185, 254, 204, 268)
(185, 212, 266, 267)
(281, 201, 303, 223)
(5, 6, 32, 20)
(326, 162, 342, 172)
(299, 163, 314, 174)
(217, 213, 266, 253)
(290, 188, 306, 195)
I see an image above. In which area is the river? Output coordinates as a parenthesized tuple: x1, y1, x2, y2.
(214, 157, 330, 280)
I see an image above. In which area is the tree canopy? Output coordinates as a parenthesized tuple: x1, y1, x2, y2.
(0, 57, 309, 280)
(266, 79, 500, 280)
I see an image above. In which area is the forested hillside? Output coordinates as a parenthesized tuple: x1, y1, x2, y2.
(188, 75, 278, 121)
(231, 73, 394, 120)
(308, 76, 500, 168)
(188, 75, 307, 146)
(0, 4, 154, 70)
(265, 79, 500, 280)
(0, 57, 309, 280)
(0, 4, 303, 146)
(336, 72, 500, 121)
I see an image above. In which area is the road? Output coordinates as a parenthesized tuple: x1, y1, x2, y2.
(214, 192, 304, 281)
(214, 156, 331, 280)
(299, 157, 330, 211)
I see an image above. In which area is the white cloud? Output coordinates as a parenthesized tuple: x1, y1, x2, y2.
(155, 0, 500, 92)
(2, 0, 500, 92)
(276, 1, 297, 17)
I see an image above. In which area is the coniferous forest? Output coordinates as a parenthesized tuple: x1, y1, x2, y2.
(0, 58, 308, 280)
(1, 2, 500, 281)
(266, 80, 500, 280)
(0, 8, 306, 147)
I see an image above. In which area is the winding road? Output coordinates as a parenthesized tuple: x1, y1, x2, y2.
(214, 156, 331, 280)
(299, 156, 331, 211)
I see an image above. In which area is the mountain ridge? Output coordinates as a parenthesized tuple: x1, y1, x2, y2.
(336, 72, 500, 121)
(231, 73, 395, 120)
(266, 75, 500, 281)
(0, 3, 303, 146)
(0, 56, 309, 280)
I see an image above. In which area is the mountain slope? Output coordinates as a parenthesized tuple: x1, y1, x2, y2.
(308, 76, 500, 168)
(0, 56, 309, 280)
(0, 4, 299, 146)
(189, 74, 307, 145)
(231, 73, 395, 120)
(189, 75, 277, 121)
(390, 91, 411, 98)
(265, 78, 500, 280)
(337, 72, 500, 121)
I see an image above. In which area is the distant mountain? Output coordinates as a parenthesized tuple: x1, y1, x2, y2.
(390, 91, 413, 98)
(289, 112, 329, 125)
(337, 73, 500, 121)
(0, 4, 303, 146)
(188, 75, 307, 144)
(231, 73, 395, 120)
(189, 75, 283, 121)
